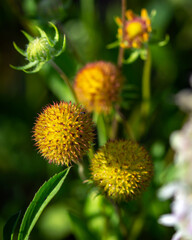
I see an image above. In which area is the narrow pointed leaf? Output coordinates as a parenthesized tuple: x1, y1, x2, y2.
(150, 9, 157, 18)
(106, 41, 120, 49)
(49, 22, 59, 43)
(23, 62, 45, 73)
(3, 212, 21, 240)
(10, 61, 38, 71)
(123, 50, 139, 64)
(18, 167, 71, 240)
(158, 34, 170, 47)
(55, 35, 66, 57)
(21, 30, 34, 42)
(36, 26, 54, 47)
(13, 42, 26, 56)
(140, 49, 147, 60)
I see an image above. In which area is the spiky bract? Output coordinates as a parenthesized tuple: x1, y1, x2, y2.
(90, 140, 153, 202)
(115, 9, 151, 48)
(33, 102, 94, 166)
(74, 61, 124, 114)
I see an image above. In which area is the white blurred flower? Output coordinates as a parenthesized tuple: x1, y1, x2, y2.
(158, 85, 192, 240)
(158, 182, 179, 200)
(175, 76, 192, 113)
(159, 184, 192, 239)
(175, 89, 192, 113)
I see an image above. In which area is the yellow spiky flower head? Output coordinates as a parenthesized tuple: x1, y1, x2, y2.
(115, 9, 152, 49)
(90, 140, 153, 202)
(74, 61, 124, 114)
(33, 102, 94, 166)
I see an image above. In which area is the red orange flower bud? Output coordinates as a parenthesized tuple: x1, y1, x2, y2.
(115, 9, 152, 49)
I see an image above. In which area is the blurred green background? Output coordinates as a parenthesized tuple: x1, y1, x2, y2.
(1, 0, 192, 239)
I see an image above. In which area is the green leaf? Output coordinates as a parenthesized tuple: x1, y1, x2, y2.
(140, 49, 147, 60)
(10, 61, 38, 71)
(49, 22, 59, 43)
(123, 50, 140, 64)
(158, 34, 170, 47)
(13, 42, 26, 57)
(150, 9, 157, 18)
(36, 26, 54, 47)
(106, 41, 120, 49)
(23, 62, 45, 74)
(3, 212, 21, 240)
(18, 167, 71, 240)
(54, 35, 66, 57)
(21, 30, 34, 42)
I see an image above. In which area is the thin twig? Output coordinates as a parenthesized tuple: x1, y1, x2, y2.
(111, 0, 127, 140)
(116, 107, 136, 141)
(117, 0, 127, 68)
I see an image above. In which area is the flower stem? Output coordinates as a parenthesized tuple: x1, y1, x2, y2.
(141, 48, 151, 117)
(77, 162, 86, 181)
(93, 112, 108, 147)
(110, 105, 136, 140)
(111, 0, 127, 140)
(117, 0, 127, 68)
(50, 60, 78, 104)
(112, 201, 128, 239)
(110, 109, 119, 140)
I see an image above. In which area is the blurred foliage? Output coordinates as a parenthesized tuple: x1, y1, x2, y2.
(1, 0, 192, 239)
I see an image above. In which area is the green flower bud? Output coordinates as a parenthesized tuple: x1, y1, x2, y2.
(10, 22, 66, 73)
(27, 37, 53, 62)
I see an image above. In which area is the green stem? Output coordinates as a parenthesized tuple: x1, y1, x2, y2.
(80, 0, 94, 26)
(141, 48, 152, 117)
(110, 105, 135, 141)
(110, 112, 119, 140)
(77, 162, 86, 181)
(129, 214, 144, 240)
(93, 112, 108, 147)
(112, 201, 128, 239)
(50, 60, 78, 104)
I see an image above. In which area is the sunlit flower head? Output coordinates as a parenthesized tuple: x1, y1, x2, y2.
(74, 61, 124, 114)
(90, 140, 153, 201)
(115, 9, 152, 49)
(33, 102, 94, 166)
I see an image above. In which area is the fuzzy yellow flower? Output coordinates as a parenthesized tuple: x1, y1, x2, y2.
(90, 140, 153, 201)
(33, 102, 94, 166)
(74, 61, 124, 114)
(115, 9, 152, 48)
